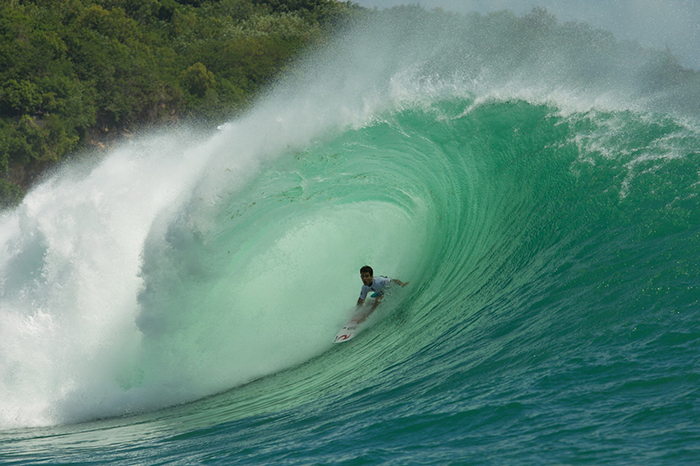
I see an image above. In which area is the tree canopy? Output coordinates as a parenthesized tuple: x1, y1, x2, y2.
(0, 0, 360, 207)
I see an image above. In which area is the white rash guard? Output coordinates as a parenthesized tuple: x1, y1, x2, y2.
(359, 276, 392, 300)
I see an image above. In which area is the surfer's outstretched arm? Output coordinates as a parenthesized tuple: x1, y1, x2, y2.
(391, 278, 410, 287)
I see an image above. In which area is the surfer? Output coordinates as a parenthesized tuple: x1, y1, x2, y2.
(356, 265, 409, 323)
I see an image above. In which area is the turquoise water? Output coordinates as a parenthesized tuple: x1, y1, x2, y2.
(2, 8, 700, 465)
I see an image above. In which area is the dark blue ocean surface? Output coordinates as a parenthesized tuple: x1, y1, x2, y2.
(2, 7, 700, 465)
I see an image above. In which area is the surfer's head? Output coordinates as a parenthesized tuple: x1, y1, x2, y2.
(360, 265, 373, 286)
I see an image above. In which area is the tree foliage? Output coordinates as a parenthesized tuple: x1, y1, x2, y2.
(0, 0, 360, 206)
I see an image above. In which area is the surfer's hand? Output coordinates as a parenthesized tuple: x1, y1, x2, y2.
(401, 281, 410, 287)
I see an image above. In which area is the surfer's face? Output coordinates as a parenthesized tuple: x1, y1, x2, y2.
(361, 272, 373, 286)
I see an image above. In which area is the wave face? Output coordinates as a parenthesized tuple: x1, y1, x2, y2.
(2, 7, 700, 464)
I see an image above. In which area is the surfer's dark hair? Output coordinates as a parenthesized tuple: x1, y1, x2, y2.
(360, 265, 373, 276)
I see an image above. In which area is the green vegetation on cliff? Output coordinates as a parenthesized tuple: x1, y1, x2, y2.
(0, 0, 360, 206)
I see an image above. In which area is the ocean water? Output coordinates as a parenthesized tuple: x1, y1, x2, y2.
(2, 7, 700, 465)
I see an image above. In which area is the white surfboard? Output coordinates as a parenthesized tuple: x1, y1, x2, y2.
(332, 317, 363, 343)
(333, 294, 379, 343)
